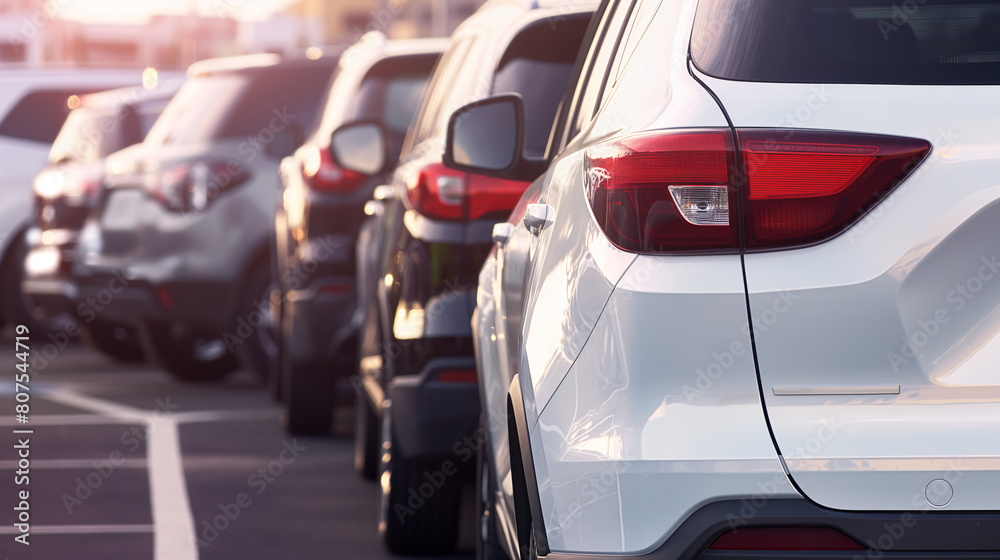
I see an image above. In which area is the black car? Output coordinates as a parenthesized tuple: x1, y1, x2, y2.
(346, 0, 596, 554)
(273, 34, 445, 434)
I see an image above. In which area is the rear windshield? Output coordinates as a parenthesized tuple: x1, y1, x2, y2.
(0, 89, 98, 144)
(48, 108, 121, 164)
(691, 0, 1000, 85)
(145, 65, 332, 145)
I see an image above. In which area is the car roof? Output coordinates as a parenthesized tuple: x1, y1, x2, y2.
(78, 78, 185, 110)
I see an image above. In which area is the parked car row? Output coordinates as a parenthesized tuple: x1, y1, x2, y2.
(11, 0, 1000, 558)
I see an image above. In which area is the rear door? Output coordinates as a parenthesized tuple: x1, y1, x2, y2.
(693, 0, 1000, 512)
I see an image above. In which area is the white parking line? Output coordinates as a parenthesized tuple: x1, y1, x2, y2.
(41, 389, 199, 560)
(0, 524, 154, 535)
(0, 458, 147, 469)
(0, 414, 132, 426)
(174, 408, 280, 424)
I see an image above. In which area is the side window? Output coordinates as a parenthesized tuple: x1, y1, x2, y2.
(567, 0, 634, 141)
(0, 90, 91, 144)
(491, 14, 592, 158)
(610, 0, 663, 87)
(405, 37, 474, 154)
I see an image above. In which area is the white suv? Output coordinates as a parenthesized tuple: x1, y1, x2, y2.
(0, 66, 142, 329)
(457, 0, 1000, 558)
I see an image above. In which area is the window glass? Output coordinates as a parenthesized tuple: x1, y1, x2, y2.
(0, 90, 94, 144)
(570, 0, 632, 138)
(407, 38, 475, 151)
(492, 15, 591, 157)
(692, 0, 1000, 85)
(145, 65, 332, 145)
(48, 109, 120, 164)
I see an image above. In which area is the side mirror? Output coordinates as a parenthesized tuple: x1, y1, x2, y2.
(330, 121, 388, 176)
(444, 94, 524, 177)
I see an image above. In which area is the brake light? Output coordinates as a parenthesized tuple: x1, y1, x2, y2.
(467, 173, 530, 221)
(585, 129, 930, 253)
(405, 162, 466, 220)
(300, 144, 367, 193)
(151, 160, 249, 212)
(34, 168, 101, 201)
(586, 130, 738, 253)
(710, 527, 864, 551)
(740, 130, 929, 248)
(437, 369, 477, 383)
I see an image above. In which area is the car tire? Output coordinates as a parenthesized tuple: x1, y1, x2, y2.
(142, 322, 239, 382)
(80, 321, 145, 363)
(354, 385, 379, 480)
(282, 357, 334, 436)
(476, 416, 508, 560)
(0, 231, 49, 333)
(234, 265, 279, 383)
(378, 402, 461, 555)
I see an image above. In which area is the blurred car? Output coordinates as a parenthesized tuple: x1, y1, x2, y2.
(274, 34, 445, 435)
(467, 0, 1000, 559)
(346, 0, 596, 553)
(22, 79, 182, 362)
(0, 66, 144, 331)
(73, 53, 337, 381)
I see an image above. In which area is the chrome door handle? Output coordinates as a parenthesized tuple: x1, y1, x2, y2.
(523, 203, 554, 234)
(492, 223, 515, 245)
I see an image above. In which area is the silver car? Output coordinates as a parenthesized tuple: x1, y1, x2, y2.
(73, 54, 336, 381)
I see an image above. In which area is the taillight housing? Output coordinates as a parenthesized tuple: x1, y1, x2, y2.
(300, 144, 367, 193)
(405, 162, 531, 222)
(585, 128, 930, 254)
(405, 162, 467, 220)
(150, 160, 249, 212)
(33, 167, 101, 203)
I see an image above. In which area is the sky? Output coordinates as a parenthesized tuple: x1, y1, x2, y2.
(54, 0, 295, 24)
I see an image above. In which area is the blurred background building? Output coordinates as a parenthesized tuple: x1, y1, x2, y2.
(0, 0, 485, 68)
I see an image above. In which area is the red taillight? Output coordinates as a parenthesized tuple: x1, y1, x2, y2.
(585, 129, 930, 253)
(152, 160, 250, 212)
(710, 527, 864, 551)
(740, 130, 929, 248)
(405, 162, 467, 221)
(467, 173, 530, 221)
(586, 130, 738, 253)
(437, 369, 477, 383)
(300, 144, 367, 193)
(406, 162, 530, 222)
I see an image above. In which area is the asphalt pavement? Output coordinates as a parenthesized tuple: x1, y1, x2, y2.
(0, 331, 474, 560)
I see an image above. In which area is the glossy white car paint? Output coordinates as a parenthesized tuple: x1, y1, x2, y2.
(695, 70, 1000, 512)
(475, 0, 802, 555)
(0, 68, 140, 258)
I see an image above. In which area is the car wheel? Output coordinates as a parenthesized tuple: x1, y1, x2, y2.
(378, 401, 461, 555)
(80, 321, 145, 363)
(143, 322, 238, 382)
(0, 231, 51, 333)
(234, 265, 279, 383)
(476, 415, 508, 560)
(354, 384, 379, 480)
(282, 356, 334, 435)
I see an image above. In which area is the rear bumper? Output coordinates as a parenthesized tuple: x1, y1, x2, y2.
(387, 356, 480, 460)
(74, 272, 236, 334)
(545, 499, 1000, 560)
(283, 277, 358, 367)
(22, 228, 80, 316)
